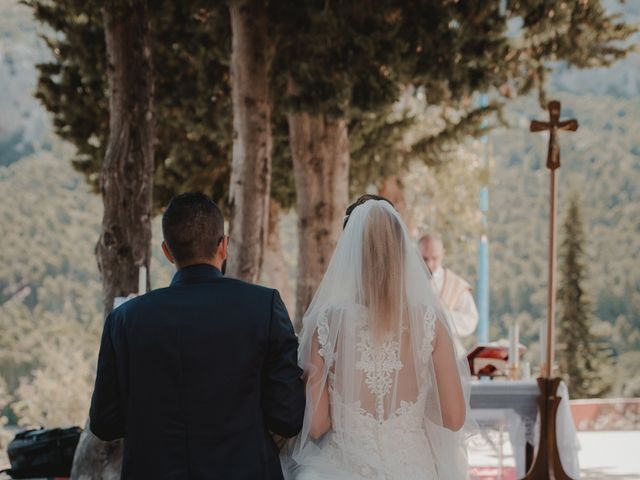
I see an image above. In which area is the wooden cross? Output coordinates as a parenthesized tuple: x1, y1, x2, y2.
(530, 100, 578, 170)
(524, 100, 579, 480)
(529, 99, 579, 379)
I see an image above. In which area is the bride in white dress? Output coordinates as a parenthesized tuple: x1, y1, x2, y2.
(282, 198, 475, 479)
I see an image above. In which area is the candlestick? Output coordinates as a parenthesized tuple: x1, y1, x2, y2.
(138, 265, 147, 295)
(539, 321, 547, 375)
(508, 322, 519, 368)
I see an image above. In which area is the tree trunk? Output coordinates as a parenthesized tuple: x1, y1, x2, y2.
(71, 2, 154, 478)
(288, 112, 350, 326)
(226, 0, 272, 282)
(379, 176, 411, 231)
(261, 199, 294, 311)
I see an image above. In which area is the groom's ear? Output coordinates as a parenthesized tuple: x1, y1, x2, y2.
(217, 236, 228, 261)
(161, 241, 176, 265)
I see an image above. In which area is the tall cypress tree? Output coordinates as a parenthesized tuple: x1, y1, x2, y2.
(25, 0, 233, 211)
(226, 0, 272, 282)
(64, 0, 156, 476)
(557, 195, 612, 398)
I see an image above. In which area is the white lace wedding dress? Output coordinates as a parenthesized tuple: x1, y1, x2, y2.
(295, 307, 438, 480)
(282, 199, 472, 480)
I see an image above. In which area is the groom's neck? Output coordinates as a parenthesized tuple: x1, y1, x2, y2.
(176, 258, 222, 271)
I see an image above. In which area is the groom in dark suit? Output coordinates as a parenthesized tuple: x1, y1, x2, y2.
(90, 192, 305, 479)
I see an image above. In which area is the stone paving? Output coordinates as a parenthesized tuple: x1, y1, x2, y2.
(468, 430, 640, 479)
(2, 429, 638, 479)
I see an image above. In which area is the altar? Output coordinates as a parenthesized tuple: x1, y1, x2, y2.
(470, 379, 581, 478)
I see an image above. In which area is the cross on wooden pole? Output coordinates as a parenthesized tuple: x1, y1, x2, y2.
(523, 100, 578, 480)
(530, 100, 578, 378)
(530, 100, 579, 171)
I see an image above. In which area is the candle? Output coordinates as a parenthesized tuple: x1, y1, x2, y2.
(138, 266, 147, 295)
(539, 321, 547, 372)
(508, 322, 519, 368)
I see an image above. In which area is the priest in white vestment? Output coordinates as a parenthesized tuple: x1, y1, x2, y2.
(418, 234, 478, 338)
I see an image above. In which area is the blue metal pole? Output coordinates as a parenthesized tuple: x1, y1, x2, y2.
(476, 94, 490, 344)
(477, 189, 490, 344)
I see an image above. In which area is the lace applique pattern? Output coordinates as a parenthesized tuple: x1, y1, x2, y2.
(317, 310, 438, 478)
(419, 305, 437, 360)
(316, 309, 331, 360)
(355, 330, 403, 419)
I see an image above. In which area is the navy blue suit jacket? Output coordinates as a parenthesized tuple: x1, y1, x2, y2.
(89, 264, 305, 479)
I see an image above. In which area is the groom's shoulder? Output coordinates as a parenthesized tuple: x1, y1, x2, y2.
(222, 276, 276, 299)
(108, 287, 172, 319)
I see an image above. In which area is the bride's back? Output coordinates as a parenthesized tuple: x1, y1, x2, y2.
(352, 205, 429, 419)
(314, 202, 438, 422)
(287, 199, 471, 480)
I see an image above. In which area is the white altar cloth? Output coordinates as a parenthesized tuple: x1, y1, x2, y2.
(470, 379, 581, 478)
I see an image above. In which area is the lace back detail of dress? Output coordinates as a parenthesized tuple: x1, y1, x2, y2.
(316, 305, 438, 421)
(312, 305, 440, 479)
(420, 305, 437, 359)
(316, 309, 331, 361)
(355, 324, 403, 420)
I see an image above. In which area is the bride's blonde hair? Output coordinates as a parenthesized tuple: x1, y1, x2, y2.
(361, 203, 406, 337)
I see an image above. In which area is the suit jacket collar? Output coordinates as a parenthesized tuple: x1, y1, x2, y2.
(170, 264, 223, 286)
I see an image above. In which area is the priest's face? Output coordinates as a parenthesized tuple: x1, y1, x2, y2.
(419, 238, 444, 274)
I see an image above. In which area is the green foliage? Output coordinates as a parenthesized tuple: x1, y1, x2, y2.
(26, 0, 636, 215)
(349, 108, 415, 195)
(508, 0, 636, 104)
(271, 0, 635, 204)
(24, 0, 233, 211)
(26, 0, 107, 183)
(613, 351, 640, 398)
(270, 1, 404, 117)
(556, 195, 613, 398)
(0, 149, 103, 431)
(271, 115, 296, 209)
(403, 142, 486, 250)
(0, 149, 176, 430)
(434, 90, 640, 396)
(486, 93, 640, 369)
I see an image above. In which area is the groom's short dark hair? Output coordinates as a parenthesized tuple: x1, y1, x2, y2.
(162, 193, 224, 264)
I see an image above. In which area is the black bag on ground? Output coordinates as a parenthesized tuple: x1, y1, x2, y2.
(2, 427, 81, 479)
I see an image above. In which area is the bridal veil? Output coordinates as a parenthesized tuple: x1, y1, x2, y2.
(282, 199, 476, 479)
